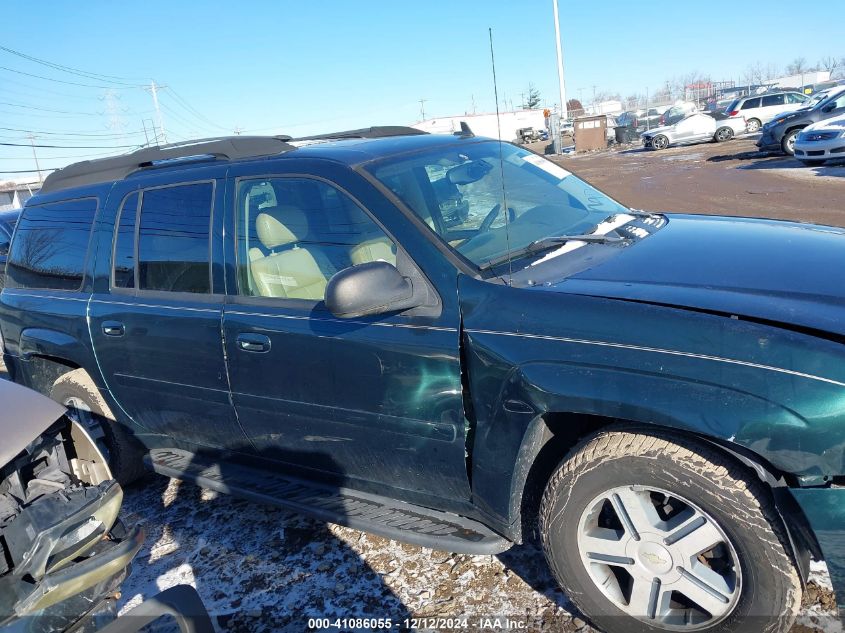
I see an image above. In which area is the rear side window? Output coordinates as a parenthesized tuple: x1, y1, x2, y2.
(112, 192, 138, 288)
(137, 183, 213, 293)
(6, 198, 97, 291)
(741, 98, 761, 109)
(761, 94, 784, 107)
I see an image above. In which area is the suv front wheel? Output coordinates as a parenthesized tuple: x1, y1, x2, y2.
(539, 429, 800, 633)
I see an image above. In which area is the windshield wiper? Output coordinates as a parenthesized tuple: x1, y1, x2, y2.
(478, 234, 625, 270)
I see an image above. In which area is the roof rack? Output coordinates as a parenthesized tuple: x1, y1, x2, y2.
(40, 135, 295, 194)
(294, 126, 427, 142)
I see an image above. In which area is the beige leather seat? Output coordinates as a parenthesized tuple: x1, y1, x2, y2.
(350, 236, 396, 266)
(249, 206, 332, 300)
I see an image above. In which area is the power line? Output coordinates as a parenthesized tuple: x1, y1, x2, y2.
(1, 141, 139, 149)
(0, 65, 137, 89)
(0, 100, 104, 116)
(0, 125, 149, 137)
(0, 44, 145, 86)
(166, 88, 229, 131)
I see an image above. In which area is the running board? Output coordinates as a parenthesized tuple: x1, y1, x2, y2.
(144, 449, 511, 555)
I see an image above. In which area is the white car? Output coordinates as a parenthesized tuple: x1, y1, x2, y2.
(724, 91, 807, 132)
(641, 112, 746, 150)
(793, 112, 845, 166)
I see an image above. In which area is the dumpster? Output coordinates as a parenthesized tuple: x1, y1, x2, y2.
(574, 115, 607, 152)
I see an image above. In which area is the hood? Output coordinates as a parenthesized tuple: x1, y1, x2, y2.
(0, 379, 67, 467)
(543, 214, 845, 337)
(805, 112, 845, 133)
(642, 125, 674, 136)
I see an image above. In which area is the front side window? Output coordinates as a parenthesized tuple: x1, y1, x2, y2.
(367, 140, 627, 270)
(787, 93, 806, 104)
(236, 177, 395, 301)
(6, 198, 97, 291)
(137, 183, 213, 293)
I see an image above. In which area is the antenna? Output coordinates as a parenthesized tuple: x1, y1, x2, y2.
(488, 27, 513, 284)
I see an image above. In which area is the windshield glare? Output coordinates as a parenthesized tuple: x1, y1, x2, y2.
(367, 141, 627, 269)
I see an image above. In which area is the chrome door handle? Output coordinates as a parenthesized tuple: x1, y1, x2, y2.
(236, 333, 271, 353)
(102, 321, 125, 337)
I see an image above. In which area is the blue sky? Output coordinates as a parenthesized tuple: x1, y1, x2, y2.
(2, 0, 843, 178)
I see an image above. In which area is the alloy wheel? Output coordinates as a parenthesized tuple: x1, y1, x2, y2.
(576, 485, 742, 630)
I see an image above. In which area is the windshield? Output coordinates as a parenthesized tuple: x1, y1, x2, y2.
(366, 140, 628, 269)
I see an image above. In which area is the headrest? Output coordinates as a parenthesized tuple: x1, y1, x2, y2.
(255, 206, 309, 249)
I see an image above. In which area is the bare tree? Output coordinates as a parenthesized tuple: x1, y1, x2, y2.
(819, 55, 841, 75)
(786, 57, 808, 75)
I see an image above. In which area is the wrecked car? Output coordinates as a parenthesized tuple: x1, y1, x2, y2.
(1, 127, 845, 633)
(0, 378, 142, 632)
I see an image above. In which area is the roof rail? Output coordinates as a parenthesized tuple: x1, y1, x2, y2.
(40, 135, 295, 194)
(295, 126, 427, 142)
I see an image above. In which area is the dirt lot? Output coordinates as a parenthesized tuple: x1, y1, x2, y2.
(545, 135, 845, 227)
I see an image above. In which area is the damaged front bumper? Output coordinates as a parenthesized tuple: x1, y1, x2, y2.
(790, 486, 845, 621)
(1, 478, 145, 633)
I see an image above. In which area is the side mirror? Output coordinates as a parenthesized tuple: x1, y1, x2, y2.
(325, 261, 421, 319)
(822, 103, 835, 113)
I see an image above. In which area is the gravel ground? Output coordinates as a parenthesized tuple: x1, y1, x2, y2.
(116, 473, 840, 632)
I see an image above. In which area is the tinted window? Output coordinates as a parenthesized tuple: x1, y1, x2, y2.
(761, 94, 785, 107)
(741, 98, 761, 109)
(237, 178, 395, 300)
(6, 198, 97, 290)
(137, 183, 213, 293)
(112, 192, 138, 288)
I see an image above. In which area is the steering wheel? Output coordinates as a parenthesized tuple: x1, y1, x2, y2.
(479, 203, 515, 233)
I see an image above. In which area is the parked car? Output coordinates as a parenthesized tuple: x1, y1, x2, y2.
(724, 91, 807, 132)
(0, 209, 19, 291)
(642, 112, 746, 149)
(617, 108, 666, 133)
(3, 129, 845, 633)
(758, 87, 845, 155)
(793, 112, 845, 166)
(659, 102, 697, 126)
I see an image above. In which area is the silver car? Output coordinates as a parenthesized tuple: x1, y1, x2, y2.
(642, 112, 747, 150)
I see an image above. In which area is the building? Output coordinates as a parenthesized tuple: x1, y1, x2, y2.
(0, 182, 40, 212)
(412, 109, 548, 141)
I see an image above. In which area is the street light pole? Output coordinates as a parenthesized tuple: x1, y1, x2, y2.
(27, 134, 42, 183)
(552, 0, 567, 121)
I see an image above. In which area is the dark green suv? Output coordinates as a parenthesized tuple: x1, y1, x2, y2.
(1, 128, 844, 633)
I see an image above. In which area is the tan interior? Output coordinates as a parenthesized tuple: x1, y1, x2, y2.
(250, 206, 331, 300)
(350, 237, 396, 266)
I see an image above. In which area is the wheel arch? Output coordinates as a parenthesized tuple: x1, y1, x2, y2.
(510, 412, 819, 584)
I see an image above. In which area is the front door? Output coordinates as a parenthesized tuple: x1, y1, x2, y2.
(89, 170, 251, 453)
(221, 169, 471, 501)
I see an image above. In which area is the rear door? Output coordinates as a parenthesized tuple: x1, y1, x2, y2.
(759, 93, 786, 123)
(89, 167, 250, 453)
(221, 161, 471, 502)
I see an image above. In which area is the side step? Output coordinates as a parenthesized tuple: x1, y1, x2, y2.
(144, 449, 511, 555)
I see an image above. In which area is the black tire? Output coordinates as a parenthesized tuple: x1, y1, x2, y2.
(781, 129, 799, 156)
(539, 428, 801, 633)
(651, 135, 669, 150)
(50, 368, 146, 486)
(746, 118, 761, 133)
(714, 127, 733, 143)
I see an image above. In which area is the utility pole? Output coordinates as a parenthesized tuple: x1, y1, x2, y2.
(233, 126, 243, 135)
(27, 134, 42, 183)
(418, 98, 427, 122)
(145, 80, 168, 144)
(552, 0, 568, 120)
